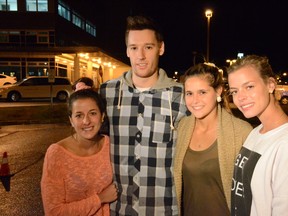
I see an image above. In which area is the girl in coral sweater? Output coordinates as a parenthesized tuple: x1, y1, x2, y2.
(41, 89, 117, 216)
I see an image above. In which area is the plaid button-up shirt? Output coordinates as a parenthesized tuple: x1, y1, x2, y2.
(100, 69, 187, 215)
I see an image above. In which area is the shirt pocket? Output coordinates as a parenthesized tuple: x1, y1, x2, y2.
(151, 113, 172, 143)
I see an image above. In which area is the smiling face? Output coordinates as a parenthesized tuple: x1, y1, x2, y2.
(126, 29, 164, 87)
(228, 66, 275, 119)
(69, 98, 103, 141)
(184, 76, 221, 119)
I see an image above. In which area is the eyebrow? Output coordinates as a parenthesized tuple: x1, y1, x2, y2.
(128, 42, 156, 46)
(229, 81, 254, 89)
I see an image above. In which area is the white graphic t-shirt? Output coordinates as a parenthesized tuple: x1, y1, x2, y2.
(231, 123, 288, 216)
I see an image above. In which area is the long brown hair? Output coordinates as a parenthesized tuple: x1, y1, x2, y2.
(183, 63, 231, 112)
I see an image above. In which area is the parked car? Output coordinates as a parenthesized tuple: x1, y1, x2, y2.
(275, 84, 288, 105)
(0, 74, 17, 86)
(0, 76, 73, 102)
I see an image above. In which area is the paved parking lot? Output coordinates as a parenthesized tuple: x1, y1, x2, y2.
(0, 123, 71, 215)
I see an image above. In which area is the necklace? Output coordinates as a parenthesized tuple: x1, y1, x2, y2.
(261, 112, 288, 133)
(190, 127, 217, 150)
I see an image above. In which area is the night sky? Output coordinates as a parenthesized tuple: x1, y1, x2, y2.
(68, 0, 288, 76)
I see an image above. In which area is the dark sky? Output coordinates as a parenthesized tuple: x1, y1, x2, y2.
(68, 0, 288, 76)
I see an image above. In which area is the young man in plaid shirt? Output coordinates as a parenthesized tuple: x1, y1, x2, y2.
(100, 15, 187, 215)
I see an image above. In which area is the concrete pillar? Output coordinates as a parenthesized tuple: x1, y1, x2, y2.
(73, 54, 80, 82)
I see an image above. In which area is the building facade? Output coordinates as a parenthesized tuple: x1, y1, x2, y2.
(0, 0, 130, 88)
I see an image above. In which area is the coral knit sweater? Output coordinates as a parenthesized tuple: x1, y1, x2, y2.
(41, 135, 113, 216)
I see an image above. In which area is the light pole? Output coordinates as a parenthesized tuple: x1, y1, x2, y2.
(205, 9, 213, 62)
(192, 51, 206, 65)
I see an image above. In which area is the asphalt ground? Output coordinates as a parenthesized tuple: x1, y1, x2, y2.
(0, 123, 72, 215)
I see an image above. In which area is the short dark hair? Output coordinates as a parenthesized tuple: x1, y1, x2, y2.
(125, 15, 164, 45)
(68, 89, 105, 117)
(72, 77, 94, 91)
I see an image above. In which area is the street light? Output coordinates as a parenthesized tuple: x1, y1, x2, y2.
(205, 9, 213, 62)
(226, 59, 236, 66)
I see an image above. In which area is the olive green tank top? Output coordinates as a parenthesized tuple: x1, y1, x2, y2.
(182, 141, 229, 216)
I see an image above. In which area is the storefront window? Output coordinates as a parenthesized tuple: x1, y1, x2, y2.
(0, 65, 21, 81)
(27, 61, 49, 76)
(56, 63, 67, 77)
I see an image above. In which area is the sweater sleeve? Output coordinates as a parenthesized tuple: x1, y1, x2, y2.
(41, 145, 102, 216)
(272, 140, 288, 216)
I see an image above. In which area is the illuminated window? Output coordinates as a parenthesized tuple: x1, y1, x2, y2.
(72, 13, 85, 29)
(0, 0, 17, 11)
(26, 0, 48, 12)
(86, 22, 96, 37)
(58, 3, 70, 21)
(27, 61, 50, 76)
(57, 0, 96, 37)
(0, 61, 21, 81)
